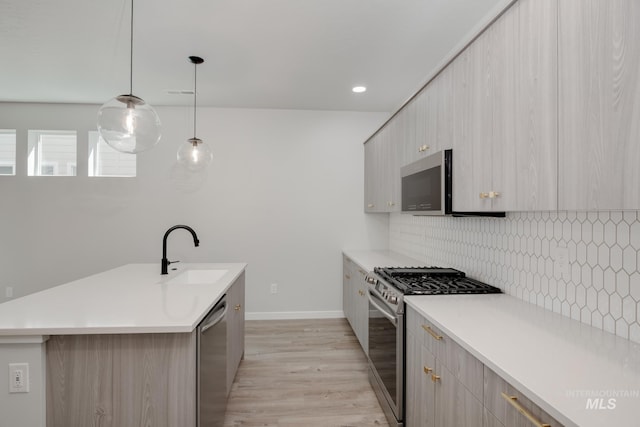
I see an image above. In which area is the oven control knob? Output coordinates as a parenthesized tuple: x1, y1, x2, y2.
(365, 275, 377, 285)
(389, 296, 398, 305)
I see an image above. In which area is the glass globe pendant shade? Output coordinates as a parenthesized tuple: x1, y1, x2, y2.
(97, 94, 162, 154)
(177, 137, 213, 171)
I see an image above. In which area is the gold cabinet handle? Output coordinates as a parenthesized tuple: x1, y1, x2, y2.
(500, 393, 551, 427)
(367, 203, 374, 208)
(345, 274, 351, 280)
(358, 269, 366, 275)
(423, 366, 432, 374)
(422, 324, 443, 340)
(387, 201, 395, 207)
(418, 144, 430, 152)
(431, 374, 440, 383)
(480, 191, 500, 199)
(234, 304, 242, 311)
(358, 289, 365, 296)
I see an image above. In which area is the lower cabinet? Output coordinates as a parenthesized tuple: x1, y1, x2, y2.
(226, 271, 245, 395)
(484, 366, 563, 427)
(46, 332, 198, 427)
(406, 306, 483, 427)
(405, 306, 563, 427)
(342, 255, 368, 353)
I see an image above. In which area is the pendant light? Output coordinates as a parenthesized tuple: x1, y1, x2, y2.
(177, 56, 213, 171)
(97, 0, 161, 154)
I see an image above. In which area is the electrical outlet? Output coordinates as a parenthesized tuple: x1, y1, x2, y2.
(270, 283, 278, 294)
(5, 287, 13, 298)
(9, 363, 29, 393)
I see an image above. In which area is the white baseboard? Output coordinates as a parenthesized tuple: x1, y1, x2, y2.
(245, 311, 346, 321)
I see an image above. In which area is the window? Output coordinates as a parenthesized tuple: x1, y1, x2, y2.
(0, 129, 16, 176)
(88, 131, 136, 177)
(28, 130, 77, 176)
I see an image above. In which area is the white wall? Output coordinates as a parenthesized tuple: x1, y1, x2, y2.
(0, 337, 47, 427)
(0, 103, 390, 316)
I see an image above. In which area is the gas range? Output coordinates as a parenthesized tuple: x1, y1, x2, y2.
(365, 266, 501, 427)
(365, 266, 501, 312)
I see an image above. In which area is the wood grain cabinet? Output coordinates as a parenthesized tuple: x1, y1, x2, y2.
(484, 366, 564, 427)
(364, 125, 401, 213)
(226, 271, 245, 395)
(558, 0, 640, 210)
(400, 67, 454, 168)
(406, 306, 483, 427)
(342, 255, 368, 353)
(406, 305, 565, 427)
(452, 0, 558, 212)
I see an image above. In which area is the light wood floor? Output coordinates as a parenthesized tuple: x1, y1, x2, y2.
(224, 318, 390, 427)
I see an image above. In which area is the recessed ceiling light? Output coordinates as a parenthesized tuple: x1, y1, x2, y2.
(352, 86, 367, 93)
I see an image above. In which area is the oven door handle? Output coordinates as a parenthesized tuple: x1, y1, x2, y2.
(367, 290, 398, 327)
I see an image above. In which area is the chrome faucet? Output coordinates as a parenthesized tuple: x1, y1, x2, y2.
(161, 225, 200, 275)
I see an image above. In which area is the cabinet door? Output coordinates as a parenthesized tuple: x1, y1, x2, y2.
(226, 272, 245, 395)
(435, 362, 483, 427)
(451, 29, 493, 212)
(400, 98, 419, 166)
(514, 0, 557, 211)
(354, 266, 369, 352)
(364, 139, 377, 212)
(452, 0, 557, 212)
(484, 366, 564, 427)
(559, 0, 640, 210)
(383, 121, 401, 212)
(404, 328, 421, 426)
(342, 255, 354, 329)
(406, 329, 436, 427)
(493, 0, 557, 211)
(435, 66, 454, 153)
(421, 345, 437, 427)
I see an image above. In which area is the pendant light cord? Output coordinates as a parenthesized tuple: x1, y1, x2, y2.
(129, 0, 134, 95)
(193, 61, 197, 138)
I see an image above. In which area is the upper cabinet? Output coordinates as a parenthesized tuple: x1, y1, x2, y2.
(452, 0, 558, 212)
(558, 0, 640, 210)
(365, 0, 640, 213)
(401, 68, 454, 168)
(364, 125, 400, 213)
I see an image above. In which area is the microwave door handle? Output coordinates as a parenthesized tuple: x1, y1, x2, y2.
(367, 290, 398, 327)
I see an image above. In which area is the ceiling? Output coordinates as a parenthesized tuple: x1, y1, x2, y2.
(0, 0, 506, 112)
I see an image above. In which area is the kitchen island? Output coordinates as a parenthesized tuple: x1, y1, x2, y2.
(0, 263, 246, 427)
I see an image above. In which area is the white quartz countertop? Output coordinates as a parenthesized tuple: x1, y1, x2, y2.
(343, 249, 640, 427)
(405, 294, 640, 427)
(0, 263, 246, 335)
(342, 249, 425, 272)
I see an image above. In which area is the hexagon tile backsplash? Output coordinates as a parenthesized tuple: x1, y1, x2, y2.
(389, 211, 640, 344)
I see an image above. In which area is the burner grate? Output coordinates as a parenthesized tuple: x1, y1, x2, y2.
(374, 266, 501, 295)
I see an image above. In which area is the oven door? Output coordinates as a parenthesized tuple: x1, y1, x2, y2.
(367, 289, 403, 425)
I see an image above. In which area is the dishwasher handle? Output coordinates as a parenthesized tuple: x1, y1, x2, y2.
(200, 299, 227, 334)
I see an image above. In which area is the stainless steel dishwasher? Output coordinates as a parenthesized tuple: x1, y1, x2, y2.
(197, 295, 228, 427)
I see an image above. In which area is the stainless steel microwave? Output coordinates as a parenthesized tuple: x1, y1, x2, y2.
(401, 149, 452, 215)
